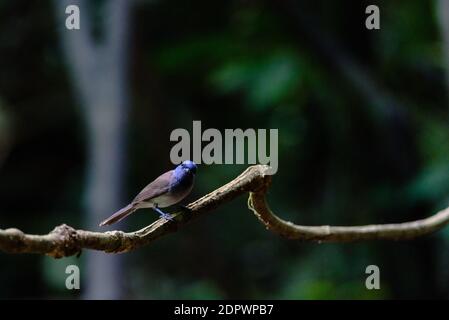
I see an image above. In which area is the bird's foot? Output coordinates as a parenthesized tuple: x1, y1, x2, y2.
(161, 212, 174, 221)
(153, 207, 174, 221)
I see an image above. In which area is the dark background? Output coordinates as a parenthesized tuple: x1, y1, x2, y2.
(1, 0, 449, 299)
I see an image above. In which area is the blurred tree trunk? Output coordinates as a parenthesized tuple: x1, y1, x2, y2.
(54, 0, 131, 299)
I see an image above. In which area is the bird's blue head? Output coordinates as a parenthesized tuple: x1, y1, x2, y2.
(179, 160, 197, 175)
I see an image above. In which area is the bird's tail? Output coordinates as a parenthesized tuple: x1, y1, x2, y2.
(99, 204, 136, 226)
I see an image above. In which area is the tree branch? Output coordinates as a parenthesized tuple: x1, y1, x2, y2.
(1, 165, 449, 258)
(249, 186, 449, 242)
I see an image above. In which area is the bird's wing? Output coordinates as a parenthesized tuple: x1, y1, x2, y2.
(132, 170, 173, 204)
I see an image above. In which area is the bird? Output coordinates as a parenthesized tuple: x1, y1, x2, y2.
(99, 160, 197, 226)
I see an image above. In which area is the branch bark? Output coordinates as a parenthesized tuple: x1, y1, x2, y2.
(1, 165, 449, 258)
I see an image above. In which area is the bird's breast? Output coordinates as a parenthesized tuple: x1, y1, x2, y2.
(144, 179, 193, 208)
(151, 192, 180, 208)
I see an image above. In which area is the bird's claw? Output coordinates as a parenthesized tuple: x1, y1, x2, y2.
(161, 212, 174, 221)
(153, 207, 174, 221)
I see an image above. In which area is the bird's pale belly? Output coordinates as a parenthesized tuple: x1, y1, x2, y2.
(152, 193, 179, 208)
(137, 184, 193, 209)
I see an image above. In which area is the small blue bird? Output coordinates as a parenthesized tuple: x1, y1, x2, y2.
(99, 160, 197, 226)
